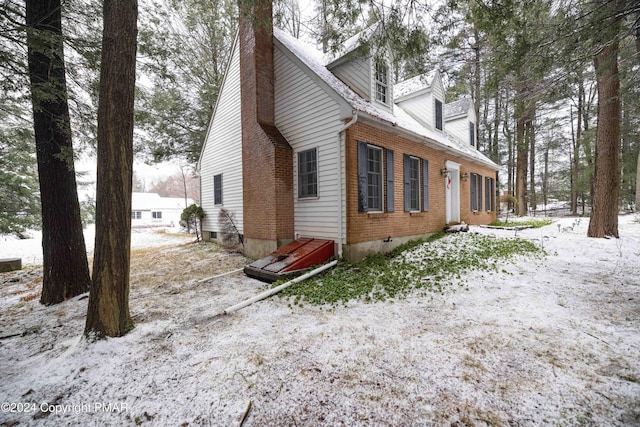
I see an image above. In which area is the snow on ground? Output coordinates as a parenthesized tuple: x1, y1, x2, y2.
(0, 225, 194, 266)
(1, 216, 639, 426)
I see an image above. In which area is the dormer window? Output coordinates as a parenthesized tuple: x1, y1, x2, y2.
(375, 57, 389, 105)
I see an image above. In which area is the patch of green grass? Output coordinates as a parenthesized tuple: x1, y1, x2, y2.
(489, 218, 553, 228)
(279, 232, 545, 307)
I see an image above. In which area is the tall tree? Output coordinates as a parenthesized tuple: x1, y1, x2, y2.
(25, 0, 91, 305)
(0, 122, 40, 235)
(587, 0, 625, 238)
(136, 0, 237, 163)
(85, 0, 138, 338)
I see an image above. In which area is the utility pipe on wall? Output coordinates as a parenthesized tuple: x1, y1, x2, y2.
(336, 113, 358, 258)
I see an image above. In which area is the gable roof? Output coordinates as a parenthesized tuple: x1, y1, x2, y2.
(393, 71, 437, 101)
(323, 23, 380, 68)
(274, 28, 498, 170)
(445, 97, 473, 120)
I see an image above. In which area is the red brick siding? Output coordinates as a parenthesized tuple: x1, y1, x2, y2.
(345, 121, 496, 244)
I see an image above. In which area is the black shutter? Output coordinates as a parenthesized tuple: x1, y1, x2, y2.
(403, 154, 411, 212)
(470, 173, 477, 211)
(470, 122, 475, 146)
(357, 141, 368, 212)
(478, 175, 483, 211)
(485, 177, 490, 211)
(386, 150, 394, 212)
(422, 159, 429, 211)
(435, 99, 443, 130)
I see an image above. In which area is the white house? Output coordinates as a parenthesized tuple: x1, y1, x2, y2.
(131, 192, 192, 229)
(197, 0, 499, 261)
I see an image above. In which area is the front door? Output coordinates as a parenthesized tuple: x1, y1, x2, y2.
(445, 161, 460, 224)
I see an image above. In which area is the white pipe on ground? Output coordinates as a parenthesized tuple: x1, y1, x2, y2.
(197, 268, 245, 283)
(223, 260, 338, 315)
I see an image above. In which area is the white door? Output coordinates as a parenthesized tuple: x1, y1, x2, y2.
(445, 161, 460, 224)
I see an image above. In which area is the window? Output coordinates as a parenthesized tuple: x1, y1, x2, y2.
(470, 122, 475, 147)
(367, 145, 383, 211)
(214, 174, 223, 205)
(485, 176, 496, 211)
(375, 57, 389, 105)
(404, 155, 429, 212)
(357, 141, 391, 213)
(152, 211, 162, 219)
(131, 211, 141, 220)
(406, 156, 420, 211)
(470, 173, 483, 211)
(298, 148, 317, 198)
(435, 99, 443, 131)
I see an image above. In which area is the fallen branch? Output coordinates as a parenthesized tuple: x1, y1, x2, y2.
(584, 331, 611, 346)
(239, 400, 252, 427)
(0, 332, 22, 340)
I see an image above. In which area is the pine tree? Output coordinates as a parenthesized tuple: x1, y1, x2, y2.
(135, 0, 237, 163)
(0, 122, 40, 235)
(85, 0, 138, 338)
(25, 0, 91, 305)
(587, 0, 625, 238)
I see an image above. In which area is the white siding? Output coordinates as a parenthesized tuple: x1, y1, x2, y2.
(396, 93, 433, 130)
(395, 71, 446, 133)
(431, 72, 446, 133)
(274, 45, 346, 243)
(329, 55, 371, 102)
(199, 39, 243, 235)
(445, 104, 476, 146)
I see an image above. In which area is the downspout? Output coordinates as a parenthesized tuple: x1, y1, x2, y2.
(337, 112, 358, 258)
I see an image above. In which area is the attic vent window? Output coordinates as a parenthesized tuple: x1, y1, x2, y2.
(375, 58, 389, 105)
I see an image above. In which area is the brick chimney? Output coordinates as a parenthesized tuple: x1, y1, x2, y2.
(238, 0, 294, 258)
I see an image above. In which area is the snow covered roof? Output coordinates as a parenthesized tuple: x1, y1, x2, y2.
(393, 71, 437, 101)
(445, 97, 472, 120)
(132, 192, 193, 211)
(273, 28, 498, 170)
(323, 23, 380, 67)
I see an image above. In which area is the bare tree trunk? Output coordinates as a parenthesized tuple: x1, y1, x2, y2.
(570, 79, 584, 215)
(85, 0, 138, 338)
(473, 26, 481, 150)
(492, 90, 500, 162)
(25, 0, 91, 305)
(515, 119, 527, 216)
(542, 147, 549, 208)
(636, 151, 640, 211)
(528, 116, 536, 212)
(503, 91, 515, 211)
(588, 2, 621, 238)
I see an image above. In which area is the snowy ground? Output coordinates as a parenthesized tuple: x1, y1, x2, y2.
(0, 225, 193, 266)
(1, 216, 639, 426)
